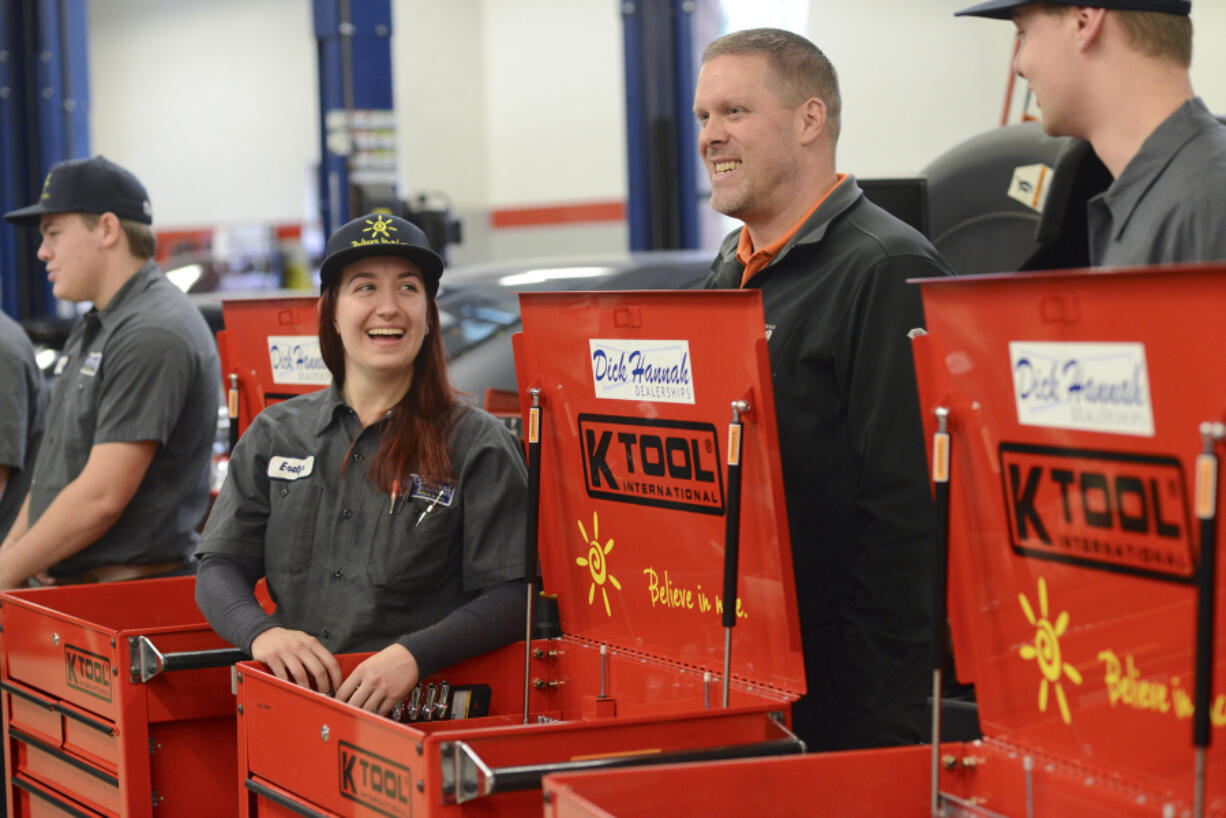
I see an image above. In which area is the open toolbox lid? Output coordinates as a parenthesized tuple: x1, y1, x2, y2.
(217, 297, 324, 437)
(512, 290, 804, 697)
(910, 263, 1226, 796)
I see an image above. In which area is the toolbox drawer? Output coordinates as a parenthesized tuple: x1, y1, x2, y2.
(59, 698, 119, 774)
(9, 727, 119, 815)
(4, 681, 64, 747)
(11, 773, 108, 818)
(2, 677, 122, 777)
(246, 778, 340, 818)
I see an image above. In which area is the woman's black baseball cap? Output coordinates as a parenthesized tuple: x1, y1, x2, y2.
(318, 212, 444, 296)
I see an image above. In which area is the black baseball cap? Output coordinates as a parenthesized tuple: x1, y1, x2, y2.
(4, 155, 153, 226)
(955, 0, 1190, 19)
(318, 212, 444, 296)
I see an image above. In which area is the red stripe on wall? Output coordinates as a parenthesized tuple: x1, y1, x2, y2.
(155, 223, 303, 263)
(490, 200, 625, 229)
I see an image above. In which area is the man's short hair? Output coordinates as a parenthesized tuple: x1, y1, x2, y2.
(1037, 4, 1192, 67)
(78, 212, 158, 260)
(702, 28, 842, 140)
(1115, 9, 1192, 66)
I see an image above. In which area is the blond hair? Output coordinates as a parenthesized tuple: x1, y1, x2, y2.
(702, 28, 842, 140)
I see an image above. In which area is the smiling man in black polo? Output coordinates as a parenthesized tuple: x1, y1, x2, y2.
(695, 28, 954, 751)
(0, 156, 219, 586)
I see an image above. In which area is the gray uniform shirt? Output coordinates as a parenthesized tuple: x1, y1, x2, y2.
(1089, 97, 1226, 266)
(197, 387, 528, 655)
(0, 311, 46, 539)
(31, 261, 219, 576)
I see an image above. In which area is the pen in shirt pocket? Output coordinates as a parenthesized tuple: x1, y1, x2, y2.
(416, 493, 442, 526)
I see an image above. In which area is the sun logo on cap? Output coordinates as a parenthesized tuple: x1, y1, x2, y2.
(363, 214, 397, 239)
(1018, 577, 1082, 725)
(576, 512, 621, 617)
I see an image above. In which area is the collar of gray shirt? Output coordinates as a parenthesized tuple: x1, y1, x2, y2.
(1091, 97, 1218, 241)
(88, 260, 161, 329)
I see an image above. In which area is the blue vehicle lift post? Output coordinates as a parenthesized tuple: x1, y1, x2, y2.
(313, 0, 394, 239)
(621, 0, 701, 251)
(0, 0, 89, 321)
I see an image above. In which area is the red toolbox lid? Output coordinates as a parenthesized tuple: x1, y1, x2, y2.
(218, 297, 324, 436)
(514, 290, 804, 697)
(910, 264, 1226, 795)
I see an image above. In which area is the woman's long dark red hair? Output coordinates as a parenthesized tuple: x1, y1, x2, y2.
(317, 280, 460, 494)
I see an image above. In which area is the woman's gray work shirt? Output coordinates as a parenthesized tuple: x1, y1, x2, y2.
(198, 386, 528, 654)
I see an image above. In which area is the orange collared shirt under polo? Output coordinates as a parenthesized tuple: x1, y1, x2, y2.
(736, 174, 848, 288)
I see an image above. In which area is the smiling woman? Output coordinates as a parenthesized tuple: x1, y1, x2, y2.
(194, 213, 531, 717)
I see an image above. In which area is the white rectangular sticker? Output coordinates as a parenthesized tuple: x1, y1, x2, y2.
(267, 336, 331, 386)
(268, 455, 314, 480)
(1008, 163, 1052, 213)
(589, 339, 694, 404)
(1009, 341, 1154, 437)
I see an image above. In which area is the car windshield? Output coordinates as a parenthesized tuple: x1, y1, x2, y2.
(439, 293, 521, 360)
(437, 256, 711, 361)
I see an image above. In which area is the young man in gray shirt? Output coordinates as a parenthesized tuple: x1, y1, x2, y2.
(956, 0, 1226, 265)
(0, 156, 219, 586)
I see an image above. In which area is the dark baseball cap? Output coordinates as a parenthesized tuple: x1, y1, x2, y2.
(955, 0, 1190, 19)
(4, 155, 153, 226)
(318, 212, 444, 296)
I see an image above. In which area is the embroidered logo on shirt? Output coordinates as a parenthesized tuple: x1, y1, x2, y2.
(268, 455, 315, 480)
(79, 351, 102, 377)
(408, 474, 455, 506)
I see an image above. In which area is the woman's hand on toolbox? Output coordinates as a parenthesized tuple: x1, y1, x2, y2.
(336, 643, 420, 716)
(251, 626, 343, 694)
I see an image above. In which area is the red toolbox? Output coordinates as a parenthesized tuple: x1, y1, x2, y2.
(541, 264, 1226, 816)
(1, 576, 243, 816)
(215, 296, 323, 438)
(235, 290, 807, 816)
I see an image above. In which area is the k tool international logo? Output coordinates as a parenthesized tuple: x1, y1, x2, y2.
(338, 741, 411, 817)
(65, 645, 112, 702)
(267, 336, 330, 386)
(1009, 341, 1154, 437)
(589, 339, 695, 404)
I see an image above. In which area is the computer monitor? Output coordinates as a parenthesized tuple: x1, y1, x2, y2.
(858, 177, 929, 238)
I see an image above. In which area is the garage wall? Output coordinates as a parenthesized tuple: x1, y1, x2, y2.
(88, 0, 318, 228)
(86, 1, 1226, 257)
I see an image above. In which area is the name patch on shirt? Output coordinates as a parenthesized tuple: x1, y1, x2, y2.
(408, 474, 455, 506)
(268, 455, 315, 480)
(79, 351, 102, 377)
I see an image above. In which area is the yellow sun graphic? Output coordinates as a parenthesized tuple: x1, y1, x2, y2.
(1018, 577, 1083, 725)
(575, 512, 621, 617)
(363, 214, 397, 238)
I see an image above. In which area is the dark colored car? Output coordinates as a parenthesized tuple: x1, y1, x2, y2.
(435, 250, 714, 398)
